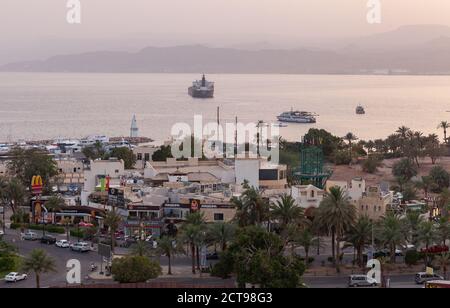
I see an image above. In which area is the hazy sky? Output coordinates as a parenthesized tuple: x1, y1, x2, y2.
(1, 0, 450, 63)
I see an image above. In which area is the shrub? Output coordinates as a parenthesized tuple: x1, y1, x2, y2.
(112, 256, 161, 283)
(362, 156, 382, 174)
(333, 150, 351, 165)
(405, 250, 421, 266)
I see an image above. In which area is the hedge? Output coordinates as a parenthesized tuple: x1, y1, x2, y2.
(10, 223, 65, 234)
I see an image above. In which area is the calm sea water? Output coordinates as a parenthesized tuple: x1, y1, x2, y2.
(0, 73, 450, 143)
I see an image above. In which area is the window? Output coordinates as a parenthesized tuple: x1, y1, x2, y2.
(115, 169, 119, 173)
(137, 153, 143, 160)
(144, 153, 150, 161)
(311, 190, 315, 198)
(214, 213, 224, 221)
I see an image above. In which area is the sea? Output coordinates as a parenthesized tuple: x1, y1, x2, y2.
(0, 72, 450, 144)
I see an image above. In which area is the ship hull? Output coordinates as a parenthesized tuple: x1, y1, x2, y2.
(277, 116, 316, 124)
(188, 87, 214, 98)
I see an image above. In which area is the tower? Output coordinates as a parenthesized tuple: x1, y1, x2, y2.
(130, 115, 139, 138)
(292, 135, 332, 189)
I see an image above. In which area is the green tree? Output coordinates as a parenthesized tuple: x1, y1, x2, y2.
(21, 249, 56, 288)
(429, 165, 450, 193)
(294, 227, 318, 264)
(179, 212, 206, 274)
(344, 132, 358, 159)
(438, 121, 450, 144)
(402, 211, 423, 246)
(345, 216, 373, 268)
(131, 241, 152, 257)
(111, 255, 161, 283)
(7, 148, 58, 191)
(376, 213, 405, 263)
(233, 186, 270, 227)
(206, 222, 236, 252)
(417, 221, 439, 266)
(316, 186, 356, 273)
(156, 237, 185, 275)
(104, 208, 122, 253)
(434, 253, 450, 280)
(82, 141, 105, 160)
(392, 158, 418, 183)
(362, 155, 382, 174)
(414, 176, 435, 199)
(0, 178, 26, 215)
(107, 147, 136, 169)
(270, 195, 305, 235)
(212, 226, 305, 288)
(151, 145, 173, 162)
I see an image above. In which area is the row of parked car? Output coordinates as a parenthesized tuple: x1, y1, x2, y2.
(348, 272, 445, 287)
(22, 231, 91, 252)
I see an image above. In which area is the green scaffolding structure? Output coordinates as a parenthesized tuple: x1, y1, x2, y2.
(293, 137, 332, 189)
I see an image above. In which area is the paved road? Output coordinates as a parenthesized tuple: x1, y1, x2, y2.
(303, 274, 423, 288)
(1, 229, 101, 288)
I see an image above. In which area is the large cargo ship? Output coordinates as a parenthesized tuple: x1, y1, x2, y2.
(188, 75, 214, 98)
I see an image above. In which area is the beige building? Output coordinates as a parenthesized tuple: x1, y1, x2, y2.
(356, 186, 393, 221)
(290, 185, 324, 217)
(133, 144, 159, 169)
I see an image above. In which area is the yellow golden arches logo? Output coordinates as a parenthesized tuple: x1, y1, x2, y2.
(31, 175, 43, 187)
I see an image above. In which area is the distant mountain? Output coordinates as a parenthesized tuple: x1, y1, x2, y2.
(3, 25, 450, 75)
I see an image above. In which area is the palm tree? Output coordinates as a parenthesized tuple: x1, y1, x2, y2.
(414, 176, 435, 199)
(434, 253, 450, 280)
(346, 216, 372, 268)
(232, 186, 270, 227)
(180, 212, 206, 274)
(438, 121, 450, 144)
(21, 249, 56, 288)
(437, 218, 450, 246)
(206, 222, 236, 252)
(396, 126, 411, 139)
(344, 132, 358, 159)
(402, 211, 423, 246)
(376, 213, 405, 263)
(417, 221, 439, 266)
(156, 237, 185, 275)
(104, 207, 122, 253)
(270, 195, 305, 233)
(316, 186, 356, 273)
(294, 227, 318, 265)
(131, 240, 152, 257)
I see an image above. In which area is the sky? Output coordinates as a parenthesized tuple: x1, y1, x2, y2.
(1, 0, 450, 64)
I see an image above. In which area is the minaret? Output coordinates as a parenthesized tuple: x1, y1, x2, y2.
(130, 115, 139, 138)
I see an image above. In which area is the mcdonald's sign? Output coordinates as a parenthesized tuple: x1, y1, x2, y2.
(31, 175, 43, 195)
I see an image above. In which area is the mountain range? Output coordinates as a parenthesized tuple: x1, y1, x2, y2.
(3, 25, 450, 75)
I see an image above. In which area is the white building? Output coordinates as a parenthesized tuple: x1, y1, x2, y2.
(291, 185, 325, 216)
(130, 115, 139, 138)
(81, 159, 125, 205)
(326, 177, 366, 203)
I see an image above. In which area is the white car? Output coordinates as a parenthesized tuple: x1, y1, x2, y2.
(71, 242, 91, 252)
(4, 272, 28, 283)
(56, 239, 70, 248)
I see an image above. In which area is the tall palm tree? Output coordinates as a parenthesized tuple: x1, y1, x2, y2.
(438, 121, 450, 144)
(417, 221, 439, 266)
(21, 249, 56, 288)
(156, 237, 185, 275)
(232, 186, 270, 227)
(316, 186, 356, 273)
(345, 216, 372, 268)
(270, 195, 305, 233)
(206, 222, 236, 252)
(376, 213, 405, 263)
(344, 132, 358, 159)
(180, 212, 206, 274)
(104, 207, 122, 253)
(402, 211, 423, 246)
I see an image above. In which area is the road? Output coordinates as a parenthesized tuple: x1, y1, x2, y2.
(303, 274, 423, 288)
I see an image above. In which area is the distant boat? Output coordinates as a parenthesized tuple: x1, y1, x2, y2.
(356, 105, 365, 115)
(188, 74, 214, 98)
(277, 109, 317, 124)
